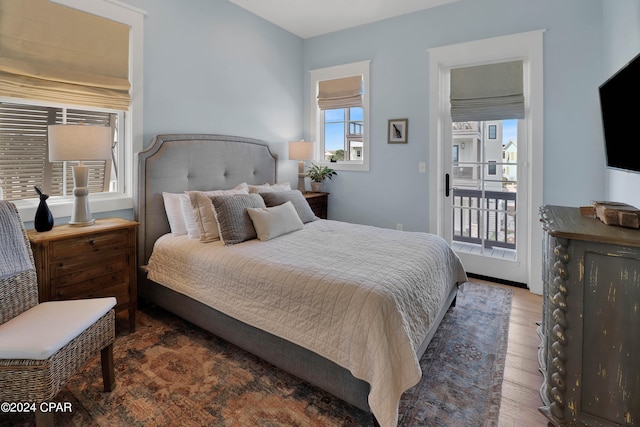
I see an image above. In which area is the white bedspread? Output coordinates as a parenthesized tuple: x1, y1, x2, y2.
(147, 219, 466, 427)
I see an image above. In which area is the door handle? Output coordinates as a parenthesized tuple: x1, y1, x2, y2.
(445, 173, 450, 197)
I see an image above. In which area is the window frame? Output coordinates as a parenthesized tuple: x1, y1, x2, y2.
(309, 60, 370, 171)
(0, 100, 122, 200)
(8, 0, 145, 221)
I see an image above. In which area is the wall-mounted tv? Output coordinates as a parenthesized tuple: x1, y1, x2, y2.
(599, 51, 640, 173)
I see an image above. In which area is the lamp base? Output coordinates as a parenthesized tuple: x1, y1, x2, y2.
(69, 164, 95, 227)
(297, 160, 306, 193)
(68, 219, 95, 227)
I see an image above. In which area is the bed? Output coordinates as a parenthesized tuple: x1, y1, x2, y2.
(135, 134, 467, 427)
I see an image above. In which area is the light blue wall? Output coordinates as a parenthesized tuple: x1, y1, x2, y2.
(602, 0, 640, 207)
(126, 0, 304, 177)
(303, 0, 606, 230)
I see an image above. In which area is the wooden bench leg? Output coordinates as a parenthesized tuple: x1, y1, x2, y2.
(101, 343, 116, 392)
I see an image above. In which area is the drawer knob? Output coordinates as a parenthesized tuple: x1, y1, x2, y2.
(89, 239, 95, 245)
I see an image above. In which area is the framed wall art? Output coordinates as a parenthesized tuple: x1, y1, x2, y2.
(388, 118, 408, 144)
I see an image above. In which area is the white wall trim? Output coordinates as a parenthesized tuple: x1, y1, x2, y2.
(309, 60, 371, 171)
(427, 30, 545, 294)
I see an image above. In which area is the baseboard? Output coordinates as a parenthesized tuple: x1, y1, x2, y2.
(466, 273, 528, 289)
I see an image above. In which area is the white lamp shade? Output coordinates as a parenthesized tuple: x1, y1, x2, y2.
(288, 140, 314, 161)
(48, 124, 112, 161)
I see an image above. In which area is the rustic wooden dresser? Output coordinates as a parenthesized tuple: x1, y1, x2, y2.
(539, 205, 640, 426)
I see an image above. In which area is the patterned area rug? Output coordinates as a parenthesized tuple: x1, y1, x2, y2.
(1, 282, 512, 427)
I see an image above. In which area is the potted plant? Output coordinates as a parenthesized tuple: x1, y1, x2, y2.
(305, 163, 337, 192)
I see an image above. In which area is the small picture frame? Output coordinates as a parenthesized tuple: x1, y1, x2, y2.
(388, 119, 408, 144)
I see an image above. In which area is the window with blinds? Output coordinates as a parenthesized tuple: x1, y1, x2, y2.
(0, 101, 117, 201)
(310, 61, 370, 171)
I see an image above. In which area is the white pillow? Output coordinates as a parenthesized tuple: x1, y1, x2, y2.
(247, 201, 304, 241)
(185, 184, 250, 242)
(248, 182, 291, 193)
(181, 195, 200, 239)
(162, 192, 188, 236)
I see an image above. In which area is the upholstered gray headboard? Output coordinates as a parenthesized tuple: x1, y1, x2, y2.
(135, 134, 278, 265)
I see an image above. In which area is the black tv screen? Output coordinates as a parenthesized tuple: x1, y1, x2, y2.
(599, 52, 640, 173)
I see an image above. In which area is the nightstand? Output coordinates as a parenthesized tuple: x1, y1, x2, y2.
(304, 192, 328, 219)
(28, 218, 139, 331)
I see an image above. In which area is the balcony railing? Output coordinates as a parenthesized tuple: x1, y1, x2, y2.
(452, 188, 516, 250)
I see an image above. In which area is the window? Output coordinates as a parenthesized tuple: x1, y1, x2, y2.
(488, 125, 497, 139)
(310, 61, 370, 171)
(323, 107, 363, 161)
(0, 0, 145, 219)
(0, 101, 121, 201)
(488, 160, 497, 175)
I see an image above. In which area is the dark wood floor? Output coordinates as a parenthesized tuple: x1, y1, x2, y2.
(474, 280, 548, 426)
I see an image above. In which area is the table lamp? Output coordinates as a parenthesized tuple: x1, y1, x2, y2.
(288, 140, 314, 193)
(48, 124, 112, 226)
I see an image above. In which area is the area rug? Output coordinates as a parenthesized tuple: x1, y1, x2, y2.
(1, 282, 512, 427)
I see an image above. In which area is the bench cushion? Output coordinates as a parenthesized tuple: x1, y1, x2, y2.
(0, 297, 116, 360)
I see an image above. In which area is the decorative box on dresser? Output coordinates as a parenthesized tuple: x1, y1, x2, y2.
(27, 218, 138, 331)
(304, 192, 328, 219)
(539, 205, 640, 426)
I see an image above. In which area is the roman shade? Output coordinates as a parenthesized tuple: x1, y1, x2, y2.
(450, 61, 524, 122)
(0, 0, 131, 110)
(317, 75, 362, 110)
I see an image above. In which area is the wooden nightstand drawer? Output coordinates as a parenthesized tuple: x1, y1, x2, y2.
(304, 192, 328, 219)
(49, 229, 129, 260)
(51, 253, 129, 287)
(28, 218, 139, 331)
(52, 270, 130, 302)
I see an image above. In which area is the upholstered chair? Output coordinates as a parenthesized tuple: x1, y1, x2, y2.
(0, 201, 116, 427)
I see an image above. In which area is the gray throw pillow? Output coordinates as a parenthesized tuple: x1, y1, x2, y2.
(210, 193, 266, 245)
(260, 190, 317, 223)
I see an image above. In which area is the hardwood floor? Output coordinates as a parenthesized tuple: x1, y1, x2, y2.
(473, 279, 549, 426)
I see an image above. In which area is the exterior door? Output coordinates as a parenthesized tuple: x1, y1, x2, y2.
(427, 31, 545, 293)
(445, 119, 529, 284)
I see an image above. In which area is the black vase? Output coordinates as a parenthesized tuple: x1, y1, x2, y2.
(34, 191, 54, 232)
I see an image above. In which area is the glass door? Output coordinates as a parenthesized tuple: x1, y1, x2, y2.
(446, 119, 527, 283)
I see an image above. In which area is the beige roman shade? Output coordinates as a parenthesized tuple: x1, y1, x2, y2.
(0, 0, 130, 110)
(317, 75, 362, 110)
(450, 61, 524, 122)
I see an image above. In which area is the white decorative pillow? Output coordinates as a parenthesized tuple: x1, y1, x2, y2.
(248, 182, 291, 193)
(181, 195, 200, 239)
(210, 193, 266, 245)
(162, 192, 188, 236)
(184, 183, 250, 242)
(247, 201, 304, 241)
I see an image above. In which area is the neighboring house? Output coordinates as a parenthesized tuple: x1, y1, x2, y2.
(452, 120, 505, 193)
(503, 140, 517, 183)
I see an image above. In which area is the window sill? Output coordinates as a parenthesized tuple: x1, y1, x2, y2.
(12, 193, 134, 222)
(315, 161, 369, 172)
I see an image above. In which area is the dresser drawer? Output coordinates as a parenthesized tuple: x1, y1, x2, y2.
(50, 252, 129, 286)
(49, 229, 129, 260)
(51, 270, 130, 303)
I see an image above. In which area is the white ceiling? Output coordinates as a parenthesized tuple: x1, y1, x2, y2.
(229, 0, 459, 39)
